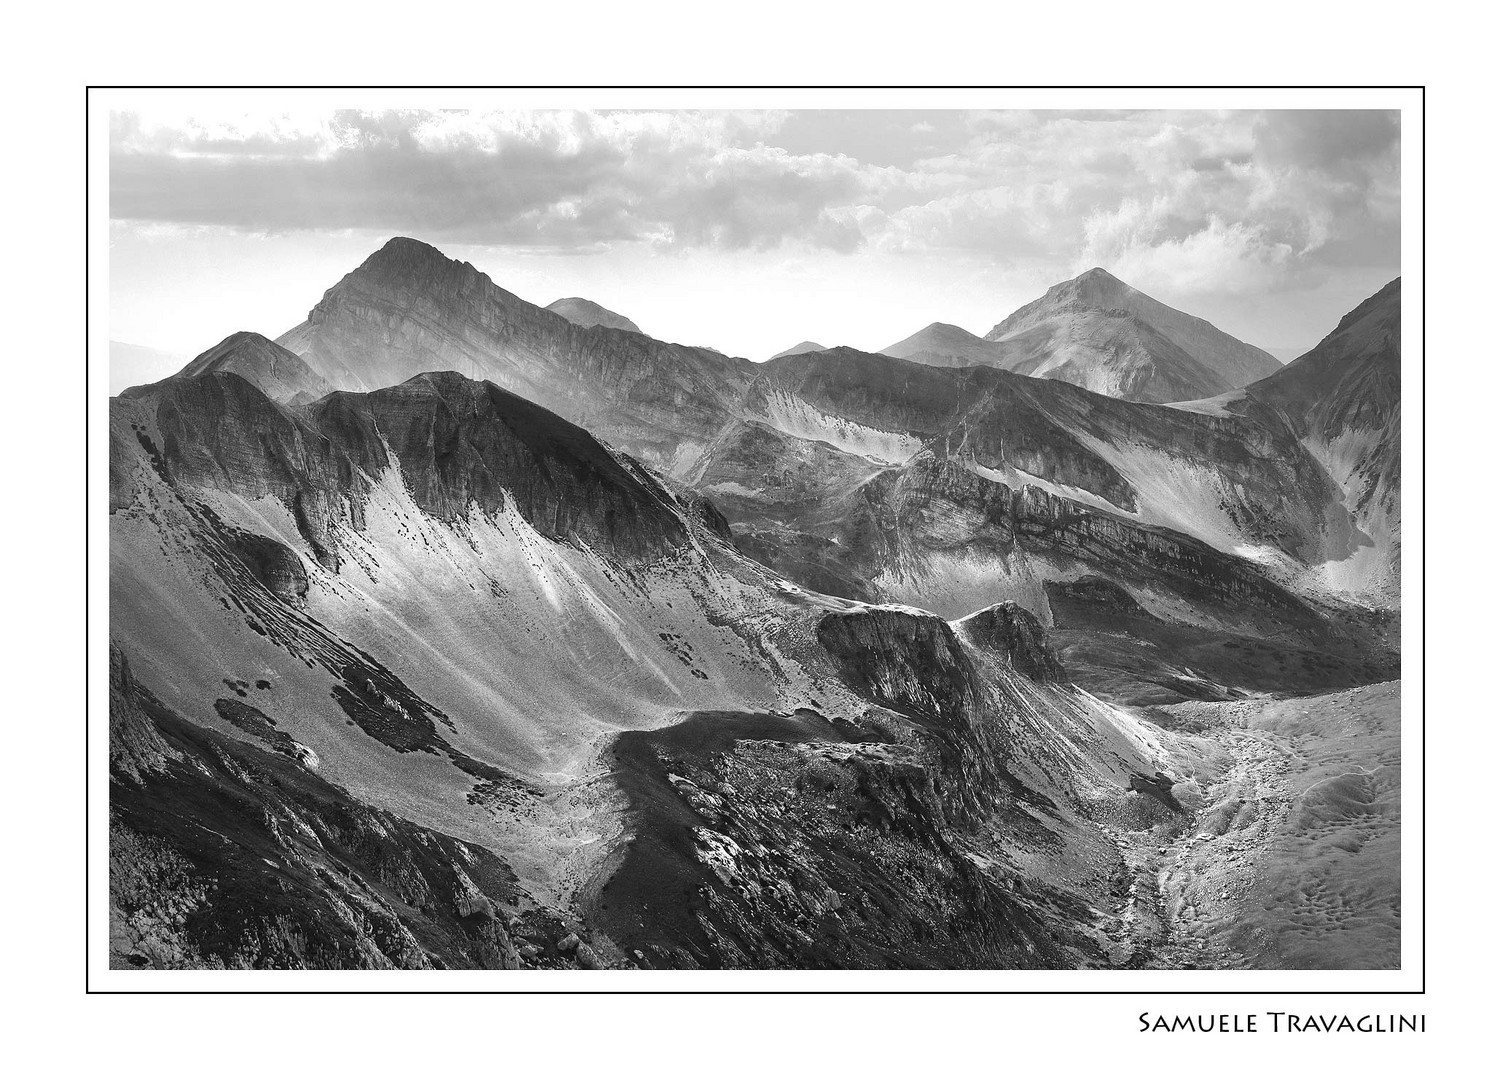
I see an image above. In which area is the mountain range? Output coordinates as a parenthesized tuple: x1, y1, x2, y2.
(883, 267, 1282, 403)
(109, 237, 1403, 971)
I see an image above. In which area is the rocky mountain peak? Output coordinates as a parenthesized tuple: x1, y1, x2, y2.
(143, 330, 333, 404)
(979, 268, 1280, 400)
(338, 235, 491, 297)
(1075, 266, 1117, 285)
(769, 341, 827, 360)
(1046, 266, 1134, 309)
(367, 234, 454, 269)
(546, 297, 642, 335)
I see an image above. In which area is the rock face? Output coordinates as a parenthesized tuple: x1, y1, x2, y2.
(1236, 279, 1402, 603)
(590, 602, 1166, 969)
(310, 372, 692, 558)
(957, 602, 1065, 683)
(138, 330, 335, 404)
(116, 368, 361, 568)
(545, 296, 642, 334)
(1044, 575, 1396, 706)
(1152, 278, 1402, 606)
(816, 608, 980, 721)
(115, 368, 693, 565)
(276, 237, 755, 471)
(220, 528, 309, 605)
(699, 345, 1360, 618)
(984, 268, 1281, 401)
(110, 641, 532, 970)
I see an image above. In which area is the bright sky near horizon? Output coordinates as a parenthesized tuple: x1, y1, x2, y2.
(109, 106, 1401, 390)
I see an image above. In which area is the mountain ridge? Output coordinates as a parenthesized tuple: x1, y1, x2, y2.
(884, 268, 1280, 402)
(131, 330, 334, 404)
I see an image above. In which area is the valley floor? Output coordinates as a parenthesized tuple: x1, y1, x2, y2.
(1109, 682, 1401, 970)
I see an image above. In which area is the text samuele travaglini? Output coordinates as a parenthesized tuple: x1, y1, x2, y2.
(1140, 1013, 1425, 1034)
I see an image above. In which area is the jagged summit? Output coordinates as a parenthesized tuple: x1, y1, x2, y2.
(546, 296, 642, 334)
(339, 235, 486, 293)
(272, 237, 756, 469)
(364, 235, 455, 269)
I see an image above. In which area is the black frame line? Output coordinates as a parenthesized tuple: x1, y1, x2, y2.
(84, 84, 1426, 995)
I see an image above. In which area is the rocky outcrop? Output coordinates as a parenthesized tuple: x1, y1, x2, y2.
(109, 643, 177, 782)
(816, 607, 980, 722)
(1128, 771, 1182, 812)
(1006, 483, 1308, 616)
(109, 643, 541, 970)
(957, 602, 1065, 683)
(592, 708, 1098, 969)
(1043, 575, 1398, 706)
(220, 528, 309, 605)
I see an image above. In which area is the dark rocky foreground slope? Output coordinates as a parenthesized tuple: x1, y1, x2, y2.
(110, 644, 534, 969)
(110, 366, 1273, 969)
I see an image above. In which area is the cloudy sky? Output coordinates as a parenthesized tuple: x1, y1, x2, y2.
(109, 107, 1400, 388)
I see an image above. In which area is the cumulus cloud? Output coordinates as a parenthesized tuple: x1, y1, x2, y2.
(109, 107, 1400, 294)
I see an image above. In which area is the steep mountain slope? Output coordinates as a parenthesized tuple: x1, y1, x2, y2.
(133, 331, 334, 404)
(712, 346, 1362, 600)
(545, 296, 642, 334)
(882, 322, 1004, 368)
(1183, 278, 1402, 603)
(985, 269, 1281, 401)
(689, 344, 1397, 701)
(110, 642, 538, 970)
(111, 366, 1231, 969)
(277, 237, 756, 472)
(250, 239, 1394, 683)
(110, 238, 1402, 969)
